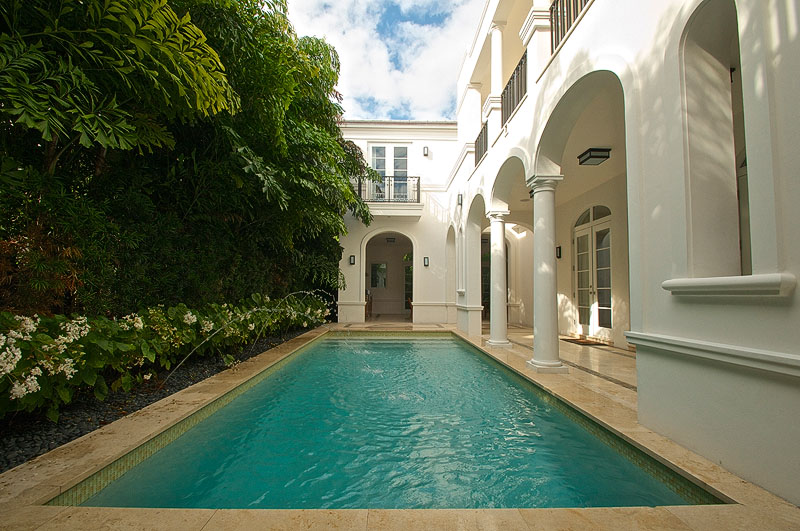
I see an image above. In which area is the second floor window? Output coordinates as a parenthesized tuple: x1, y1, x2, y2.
(371, 145, 409, 200)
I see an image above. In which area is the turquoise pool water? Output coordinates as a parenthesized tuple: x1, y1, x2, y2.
(83, 336, 701, 509)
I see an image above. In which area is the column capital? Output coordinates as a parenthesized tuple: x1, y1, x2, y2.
(490, 20, 507, 33)
(486, 210, 510, 221)
(526, 174, 564, 194)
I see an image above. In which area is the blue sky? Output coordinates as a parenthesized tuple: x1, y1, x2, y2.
(288, 0, 484, 120)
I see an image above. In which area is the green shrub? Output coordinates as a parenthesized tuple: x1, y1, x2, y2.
(0, 292, 328, 421)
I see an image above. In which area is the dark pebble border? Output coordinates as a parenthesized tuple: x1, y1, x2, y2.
(0, 331, 304, 474)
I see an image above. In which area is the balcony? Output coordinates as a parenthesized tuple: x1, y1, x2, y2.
(475, 122, 488, 166)
(501, 51, 527, 126)
(357, 176, 420, 203)
(550, 0, 590, 53)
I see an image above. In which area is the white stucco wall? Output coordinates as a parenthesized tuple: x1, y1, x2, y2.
(554, 174, 630, 347)
(338, 0, 800, 506)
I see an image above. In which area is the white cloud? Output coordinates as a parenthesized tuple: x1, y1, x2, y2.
(287, 0, 484, 120)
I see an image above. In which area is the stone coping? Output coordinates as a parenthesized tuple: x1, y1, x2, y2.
(1, 324, 799, 530)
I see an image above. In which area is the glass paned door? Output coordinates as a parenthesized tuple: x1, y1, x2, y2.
(574, 221, 612, 335)
(575, 228, 592, 330)
(595, 225, 611, 329)
(393, 147, 408, 200)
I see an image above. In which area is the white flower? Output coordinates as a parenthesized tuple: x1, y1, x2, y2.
(143, 373, 152, 381)
(57, 358, 77, 380)
(248, 323, 255, 331)
(41, 358, 56, 375)
(30, 366, 42, 376)
(24, 374, 40, 394)
(13, 314, 40, 340)
(302, 321, 308, 328)
(9, 374, 40, 399)
(9, 381, 26, 400)
(183, 312, 197, 325)
(0, 339, 22, 377)
(201, 320, 214, 333)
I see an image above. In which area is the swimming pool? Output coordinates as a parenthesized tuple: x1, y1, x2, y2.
(64, 334, 721, 509)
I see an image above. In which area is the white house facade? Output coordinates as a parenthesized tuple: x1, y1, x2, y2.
(337, 0, 800, 506)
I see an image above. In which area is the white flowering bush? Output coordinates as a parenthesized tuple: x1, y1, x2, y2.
(0, 292, 330, 421)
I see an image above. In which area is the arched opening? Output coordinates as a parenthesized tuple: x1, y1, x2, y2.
(682, 0, 750, 277)
(534, 70, 631, 347)
(479, 230, 511, 322)
(446, 227, 457, 323)
(364, 231, 413, 322)
(458, 195, 487, 335)
(491, 156, 535, 329)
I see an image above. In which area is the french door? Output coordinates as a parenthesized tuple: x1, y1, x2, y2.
(574, 221, 611, 336)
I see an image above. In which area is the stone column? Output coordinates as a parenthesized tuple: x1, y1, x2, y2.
(487, 211, 512, 347)
(527, 176, 568, 373)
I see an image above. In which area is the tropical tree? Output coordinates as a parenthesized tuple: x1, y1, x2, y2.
(0, 0, 373, 316)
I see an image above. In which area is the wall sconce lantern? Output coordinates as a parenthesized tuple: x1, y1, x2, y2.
(457, 193, 463, 206)
(349, 255, 356, 265)
(578, 148, 611, 165)
(423, 146, 429, 156)
(555, 246, 562, 259)
(423, 257, 430, 267)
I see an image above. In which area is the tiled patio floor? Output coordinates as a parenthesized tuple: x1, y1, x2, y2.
(1, 323, 798, 530)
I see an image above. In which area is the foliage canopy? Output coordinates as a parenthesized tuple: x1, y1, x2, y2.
(0, 0, 374, 316)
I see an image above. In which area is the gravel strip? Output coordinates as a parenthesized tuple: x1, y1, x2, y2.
(0, 332, 303, 474)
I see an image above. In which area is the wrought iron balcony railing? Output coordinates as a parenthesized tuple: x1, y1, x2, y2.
(475, 121, 488, 166)
(357, 176, 420, 203)
(550, 0, 590, 53)
(501, 51, 527, 126)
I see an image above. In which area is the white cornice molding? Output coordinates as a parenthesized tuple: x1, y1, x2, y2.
(626, 331, 800, 379)
(661, 273, 796, 297)
(445, 142, 475, 191)
(520, 7, 551, 47)
(482, 96, 501, 120)
(340, 121, 457, 139)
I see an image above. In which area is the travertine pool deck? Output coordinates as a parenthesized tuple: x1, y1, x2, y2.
(1, 324, 799, 530)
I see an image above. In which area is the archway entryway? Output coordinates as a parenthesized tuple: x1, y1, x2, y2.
(364, 231, 413, 322)
(458, 195, 487, 336)
(488, 155, 534, 346)
(528, 69, 631, 370)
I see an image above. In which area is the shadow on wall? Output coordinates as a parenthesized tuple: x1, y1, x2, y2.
(558, 292, 577, 336)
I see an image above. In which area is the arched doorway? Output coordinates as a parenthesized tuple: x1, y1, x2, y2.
(534, 70, 631, 348)
(446, 226, 457, 323)
(458, 195, 487, 336)
(364, 231, 413, 321)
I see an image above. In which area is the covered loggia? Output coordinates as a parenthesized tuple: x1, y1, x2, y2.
(457, 194, 488, 336)
(364, 231, 414, 321)
(486, 155, 535, 346)
(528, 69, 632, 370)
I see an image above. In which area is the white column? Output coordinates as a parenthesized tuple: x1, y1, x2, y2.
(527, 176, 568, 373)
(487, 211, 512, 347)
(490, 22, 505, 96)
(483, 22, 505, 137)
(458, 83, 483, 145)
